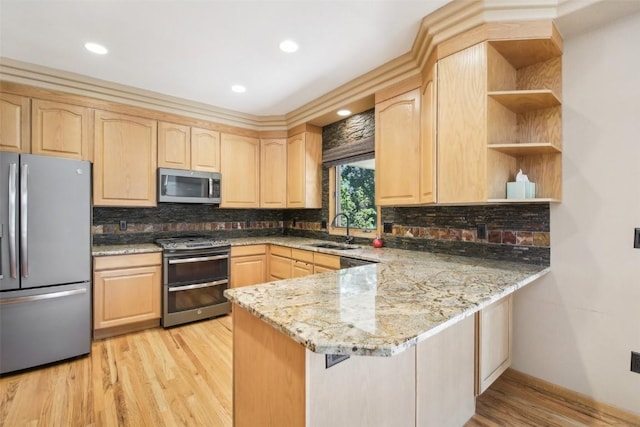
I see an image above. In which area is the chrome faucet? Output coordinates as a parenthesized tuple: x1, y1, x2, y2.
(331, 213, 353, 244)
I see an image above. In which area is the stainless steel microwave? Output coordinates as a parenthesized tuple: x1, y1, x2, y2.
(158, 168, 221, 204)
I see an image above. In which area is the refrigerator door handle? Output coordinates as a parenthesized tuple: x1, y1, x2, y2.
(8, 162, 18, 279)
(0, 287, 87, 305)
(20, 163, 29, 278)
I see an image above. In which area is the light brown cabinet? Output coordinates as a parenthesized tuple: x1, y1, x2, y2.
(475, 294, 513, 395)
(269, 245, 293, 281)
(419, 59, 437, 204)
(31, 99, 92, 160)
(220, 133, 260, 208)
(260, 138, 287, 208)
(291, 249, 313, 278)
(0, 93, 29, 153)
(230, 245, 267, 288)
(375, 88, 421, 206)
(191, 127, 220, 172)
(286, 129, 322, 208)
(313, 252, 340, 274)
(93, 253, 162, 339)
(94, 110, 157, 207)
(158, 121, 190, 169)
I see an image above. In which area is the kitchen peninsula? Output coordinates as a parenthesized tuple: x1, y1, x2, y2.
(224, 239, 549, 427)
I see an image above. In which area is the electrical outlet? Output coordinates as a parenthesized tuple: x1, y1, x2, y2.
(383, 222, 393, 234)
(119, 220, 127, 231)
(292, 219, 297, 227)
(477, 224, 488, 240)
(631, 351, 640, 374)
(634, 228, 640, 249)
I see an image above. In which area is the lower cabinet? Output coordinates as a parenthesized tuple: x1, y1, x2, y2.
(230, 245, 267, 288)
(313, 252, 340, 274)
(93, 253, 162, 339)
(269, 245, 293, 281)
(291, 249, 313, 278)
(476, 294, 513, 394)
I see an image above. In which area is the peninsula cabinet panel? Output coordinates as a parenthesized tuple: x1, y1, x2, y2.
(191, 127, 220, 172)
(31, 99, 91, 161)
(476, 294, 513, 395)
(437, 43, 487, 203)
(0, 93, 29, 153)
(94, 110, 157, 207)
(375, 88, 421, 206)
(287, 131, 322, 208)
(158, 121, 190, 169)
(260, 138, 287, 208)
(220, 133, 260, 208)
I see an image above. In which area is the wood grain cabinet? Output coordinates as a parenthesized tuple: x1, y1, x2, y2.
(220, 133, 260, 208)
(191, 127, 220, 172)
(375, 88, 422, 206)
(31, 99, 92, 160)
(476, 294, 513, 395)
(291, 249, 313, 278)
(158, 122, 220, 172)
(286, 129, 322, 208)
(313, 252, 340, 274)
(260, 138, 287, 208)
(230, 245, 267, 288)
(0, 93, 29, 153)
(93, 110, 157, 207)
(93, 253, 162, 339)
(269, 245, 293, 281)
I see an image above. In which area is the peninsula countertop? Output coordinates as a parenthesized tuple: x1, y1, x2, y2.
(224, 237, 549, 357)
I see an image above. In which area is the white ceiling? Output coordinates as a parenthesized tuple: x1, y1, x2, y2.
(0, 0, 452, 117)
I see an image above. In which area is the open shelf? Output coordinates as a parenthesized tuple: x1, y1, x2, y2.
(488, 90, 560, 113)
(488, 38, 562, 68)
(488, 143, 561, 156)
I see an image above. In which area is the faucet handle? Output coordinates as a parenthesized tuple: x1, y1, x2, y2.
(345, 236, 354, 244)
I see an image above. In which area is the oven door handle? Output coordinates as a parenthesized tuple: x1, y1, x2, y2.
(168, 279, 228, 292)
(168, 255, 228, 264)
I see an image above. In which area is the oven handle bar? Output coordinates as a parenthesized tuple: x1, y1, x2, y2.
(168, 254, 228, 265)
(168, 279, 228, 292)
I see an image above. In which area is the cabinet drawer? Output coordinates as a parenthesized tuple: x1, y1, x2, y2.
(232, 244, 267, 257)
(94, 252, 162, 271)
(270, 255, 292, 280)
(314, 252, 340, 269)
(291, 248, 313, 263)
(270, 245, 292, 258)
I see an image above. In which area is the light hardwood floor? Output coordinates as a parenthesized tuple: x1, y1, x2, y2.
(1, 315, 637, 426)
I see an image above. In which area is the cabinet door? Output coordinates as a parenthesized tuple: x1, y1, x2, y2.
(375, 89, 421, 206)
(220, 133, 260, 208)
(94, 264, 161, 330)
(231, 255, 267, 287)
(0, 93, 29, 153)
(287, 132, 322, 208)
(269, 254, 292, 281)
(476, 294, 512, 395)
(420, 63, 437, 204)
(191, 127, 220, 172)
(437, 43, 487, 203)
(292, 260, 313, 278)
(31, 99, 91, 160)
(260, 138, 287, 208)
(94, 110, 157, 207)
(158, 121, 190, 169)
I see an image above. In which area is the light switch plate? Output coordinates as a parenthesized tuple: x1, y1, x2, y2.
(634, 228, 640, 249)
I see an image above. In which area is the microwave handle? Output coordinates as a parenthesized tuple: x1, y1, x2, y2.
(208, 178, 213, 198)
(163, 175, 169, 196)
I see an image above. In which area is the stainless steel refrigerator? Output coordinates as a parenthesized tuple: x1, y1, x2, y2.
(0, 152, 91, 374)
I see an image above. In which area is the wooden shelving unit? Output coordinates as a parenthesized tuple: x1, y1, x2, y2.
(486, 30, 563, 202)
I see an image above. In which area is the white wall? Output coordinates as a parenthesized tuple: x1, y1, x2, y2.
(512, 11, 640, 415)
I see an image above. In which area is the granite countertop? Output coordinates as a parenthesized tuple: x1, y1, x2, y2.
(224, 237, 550, 357)
(92, 243, 162, 256)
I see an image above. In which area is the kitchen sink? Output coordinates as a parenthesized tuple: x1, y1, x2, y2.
(308, 242, 359, 250)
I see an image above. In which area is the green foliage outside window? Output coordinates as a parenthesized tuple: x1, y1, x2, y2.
(337, 164, 376, 229)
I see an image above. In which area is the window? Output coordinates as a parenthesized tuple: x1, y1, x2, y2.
(332, 158, 376, 231)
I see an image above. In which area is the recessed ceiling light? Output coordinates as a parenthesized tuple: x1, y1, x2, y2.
(231, 85, 246, 93)
(84, 42, 108, 55)
(337, 109, 351, 117)
(279, 39, 299, 53)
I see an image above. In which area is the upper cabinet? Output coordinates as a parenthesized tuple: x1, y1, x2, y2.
(0, 94, 30, 153)
(375, 88, 421, 206)
(158, 123, 220, 172)
(287, 128, 322, 208)
(94, 110, 158, 207)
(31, 99, 92, 161)
(260, 138, 287, 208)
(220, 133, 260, 208)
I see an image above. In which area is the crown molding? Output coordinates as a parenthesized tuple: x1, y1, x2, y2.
(0, 0, 625, 131)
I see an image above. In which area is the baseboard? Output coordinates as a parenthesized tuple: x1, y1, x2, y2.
(504, 368, 640, 425)
(93, 319, 160, 340)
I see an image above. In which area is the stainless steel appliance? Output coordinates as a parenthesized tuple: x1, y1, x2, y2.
(155, 236, 231, 327)
(158, 168, 221, 204)
(0, 153, 91, 374)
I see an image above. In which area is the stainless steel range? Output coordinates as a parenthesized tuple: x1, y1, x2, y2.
(155, 236, 231, 327)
